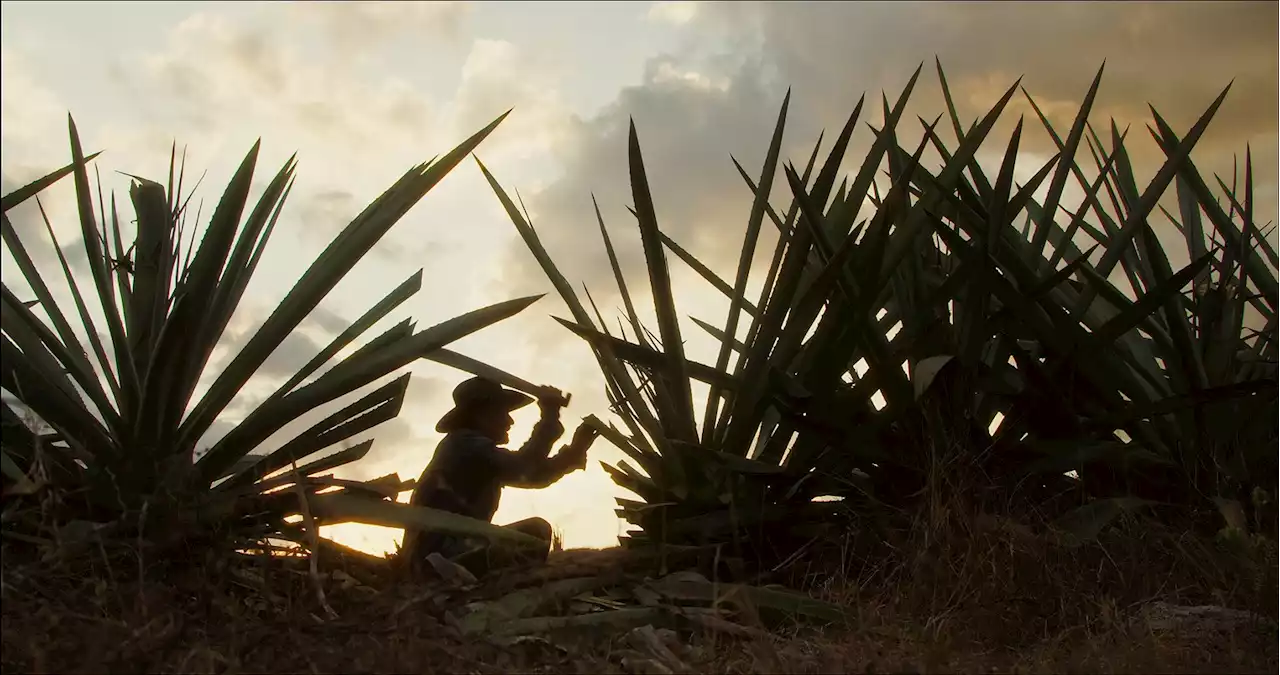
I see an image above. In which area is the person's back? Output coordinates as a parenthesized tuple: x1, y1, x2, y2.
(402, 377, 597, 576)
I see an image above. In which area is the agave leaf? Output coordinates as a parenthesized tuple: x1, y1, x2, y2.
(277, 270, 423, 398)
(302, 475, 410, 502)
(0, 152, 103, 213)
(583, 414, 664, 478)
(594, 195, 649, 347)
(723, 90, 871, 457)
(308, 492, 546, 546)
(0, 214, 99, 390)
(934, 58, 967, 153)
(990, 244, 1100, 325)
(180, 112, 509, 454)
(793, 122, 935, 409)
(200, 168, 298, 366)
(691, 315, 747, 354)
(1032, 139, 1125, 270)
(194, 294, 540, 484)
(1092, 251, 1216, 346)
(935, 62, 996, 203)
(658, 230, 758, 319)
(32, 197, 123, 402)
(628, 121, 699, 443)
(137, 143, 270, 452)
(955, 116, 1025, 366)
(1090, 380, 1276, 432)
(881, 75, 1022, 283)
(1027, 63, 1106, 258)
(0, 334, 112, 457)
(1, 427, 84, 489)
(0, 290, 67, 378)
(219, 374, 408, 491)
(1130, 199, 1209, 393)
(604, 460, 669, 504)
(67, 116, 139, 417)
(124, 178, 174, 373)
(704, 91, 791, 443)
(236, 439, 374, 492)
(914, 124, 991, 226)
(716, 130, 827, 447)
(730, 157, 792, 238)
(155, 169, 298, 434)
(1022, 93, 1116, 237)
(1087, 86, 1231, 298)
(554, 317, 736, 392)
(1208, 172, 1280, 312)
(1257, 224, 1279, 269)
(476, 157, 666, 450)
(1079, 126, 1149, 298)
(105, 190, 136, 334)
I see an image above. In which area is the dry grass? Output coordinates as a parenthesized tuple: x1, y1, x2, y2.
(3, 511, 1275, 675)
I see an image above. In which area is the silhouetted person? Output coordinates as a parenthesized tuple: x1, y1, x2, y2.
(402, 376, 598, 578)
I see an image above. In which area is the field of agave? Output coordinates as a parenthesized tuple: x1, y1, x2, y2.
(480, 62, 1278, 561)
(0, 61, 1275, 576)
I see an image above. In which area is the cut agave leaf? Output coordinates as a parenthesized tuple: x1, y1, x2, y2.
(308, 492, 547, 546)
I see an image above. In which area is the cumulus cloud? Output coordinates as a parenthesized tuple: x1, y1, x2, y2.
(135, 11, 436, 149)
(288, 1, 470, 54)
(499, 1, 1279, 308)
(306, 306, 353, 337)
(495, 55, 782, 309)
(294, 188, 360, 241)
(450, 38, 572, 162)
(0, 47, 66, 162)
(648, 1, 700, 26)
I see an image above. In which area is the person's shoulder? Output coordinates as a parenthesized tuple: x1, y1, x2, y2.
(440, 430, 498, 453)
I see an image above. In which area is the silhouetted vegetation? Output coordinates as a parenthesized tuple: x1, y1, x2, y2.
(2, 61, 1276, 674)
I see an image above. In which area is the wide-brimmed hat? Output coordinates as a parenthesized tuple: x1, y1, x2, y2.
(435, 376, 534, 433)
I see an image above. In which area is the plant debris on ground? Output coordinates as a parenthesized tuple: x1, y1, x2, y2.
(3, 513, 1276, 674)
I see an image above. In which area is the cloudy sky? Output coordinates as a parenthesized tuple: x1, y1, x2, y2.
(2, 1, 1276, 553)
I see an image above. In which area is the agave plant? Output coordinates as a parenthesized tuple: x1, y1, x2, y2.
(482, 61, 1278, 561)
(0, 113, 551, 553)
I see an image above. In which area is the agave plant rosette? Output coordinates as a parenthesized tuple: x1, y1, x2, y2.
(483, 61, 1278, 560)
(0, 112, 552, 554)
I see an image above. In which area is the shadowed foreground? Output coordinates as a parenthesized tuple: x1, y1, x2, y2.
(3, 515, 1275, 675)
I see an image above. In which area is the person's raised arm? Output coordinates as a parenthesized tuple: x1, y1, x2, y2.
(514, 386, 569, 461)
(504, 422, 598, 489)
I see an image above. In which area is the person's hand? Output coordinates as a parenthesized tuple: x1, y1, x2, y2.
(535, 386, 570, 413)
(568, 422, 600, 453)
